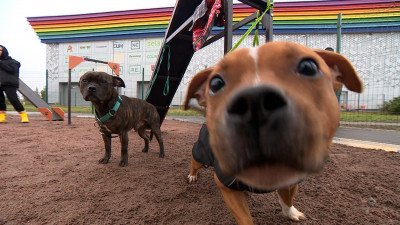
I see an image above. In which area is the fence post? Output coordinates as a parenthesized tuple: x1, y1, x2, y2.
(46, 69, 48, 104)
(335, 13, 343, 104)
(336, 13, 342, 54)
(68, 69, 72, 125)
(142, 68, 144, 100)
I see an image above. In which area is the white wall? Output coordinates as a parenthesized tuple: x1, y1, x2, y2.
(46, 32, 400, 109)
(46, 38, 163, 104)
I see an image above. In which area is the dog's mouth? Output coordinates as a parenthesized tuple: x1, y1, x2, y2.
(212, 116, 329, 179)
(83, 93, 101, 102)
(236, 164, 307, 190)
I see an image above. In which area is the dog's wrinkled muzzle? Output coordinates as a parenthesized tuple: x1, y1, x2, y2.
(211, 85, 327, 178)
(83, 84, 100, 101)
(87, 85, 97, 93)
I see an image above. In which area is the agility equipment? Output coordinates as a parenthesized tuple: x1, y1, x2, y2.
(145, 0, 273, 124)
(18, 79, 64, 121)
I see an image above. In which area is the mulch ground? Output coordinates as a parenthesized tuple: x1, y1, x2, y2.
(0, 115, 399, 224)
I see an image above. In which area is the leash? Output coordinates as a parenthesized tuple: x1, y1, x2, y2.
(145, 2, 273, 98)
(253, 11, 260, 47)
(145, 43, 171, 100)
(229, 0, 273, 53)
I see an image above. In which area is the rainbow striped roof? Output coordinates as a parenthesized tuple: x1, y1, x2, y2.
(28, 0, 400, 43)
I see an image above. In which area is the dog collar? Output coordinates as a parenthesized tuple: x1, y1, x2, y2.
(95, 96, 123, 124)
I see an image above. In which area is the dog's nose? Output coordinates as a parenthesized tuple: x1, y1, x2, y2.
(88, 86, 96, 92)
(227, 86, 287, 123)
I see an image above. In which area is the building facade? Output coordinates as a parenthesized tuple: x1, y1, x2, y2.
(46, 38, 163, 106)
(28, 0, 400, 109)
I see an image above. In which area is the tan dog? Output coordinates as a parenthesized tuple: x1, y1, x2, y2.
(184, 41, 362, 224)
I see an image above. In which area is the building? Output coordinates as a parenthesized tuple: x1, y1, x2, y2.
(28, 0, 400, 109)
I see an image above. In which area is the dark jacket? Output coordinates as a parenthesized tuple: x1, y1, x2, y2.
(0, 45, 21, 88)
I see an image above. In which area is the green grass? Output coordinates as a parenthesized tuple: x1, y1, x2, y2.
(11, 103, 400, 123)
(20, 104, 94, 114)
(340, 111, 400, 122)
(167, 108, 204, 116)
(13, 103, 204, 116)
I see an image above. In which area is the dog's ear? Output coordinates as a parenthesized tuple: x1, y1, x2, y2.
(113, 76, 126, 88)
(184, 67, 214, 110)
(314, 50, 363, 93)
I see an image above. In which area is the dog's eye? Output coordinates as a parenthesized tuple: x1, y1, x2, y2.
(297, 59, 319, 77)
(209, 75, 225, 94)
(81, 79, 87, 83)
(100, 79, 108, 84)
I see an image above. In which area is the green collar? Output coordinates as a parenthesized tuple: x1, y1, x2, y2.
(95, 96, 123, 124)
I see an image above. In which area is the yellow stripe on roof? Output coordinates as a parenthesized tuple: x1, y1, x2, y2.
(32, 16, 171, 29)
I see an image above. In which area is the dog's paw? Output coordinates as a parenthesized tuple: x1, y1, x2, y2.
(187, 174, 198, 183)
(119, 160, 128, 167)
(98, 158, 109, 164)
(283, 206, 306, 221)
(279, 198, 306, 221)
(142, 148, 149, 153)
(159, 152, 165, 158)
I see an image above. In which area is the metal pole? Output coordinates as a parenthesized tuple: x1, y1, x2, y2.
(84, 57, 109, 64)
(46, 69, 48, 103)
(263, 0, 273, 42)
(68, 69, 72, 124)
(142, 68, 144, 100)
(223, 0, 233, 54)
(335, 13, 343, 104)
(336, 13, 342, 54)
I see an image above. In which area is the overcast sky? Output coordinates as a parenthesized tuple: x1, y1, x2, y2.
(0, 0, 296, 90)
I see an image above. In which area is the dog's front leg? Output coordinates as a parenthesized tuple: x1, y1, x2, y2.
(99, 134, 112, 164)
(188, 156, 203, 183)
(277, 184, 306, 221)
(119, 132, 129, 167)
(214, 173, 253, 225)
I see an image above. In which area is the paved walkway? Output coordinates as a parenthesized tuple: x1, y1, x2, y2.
(166, 116, 400, 153)
(7, 112, 400, 153)
(334, 127, 400, 152)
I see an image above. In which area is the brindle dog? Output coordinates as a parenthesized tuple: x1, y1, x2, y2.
(79, 71, 165, 167)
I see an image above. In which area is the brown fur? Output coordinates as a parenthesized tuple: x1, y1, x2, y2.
(79, 71, 165, 167)
(185, 41, 363, 224)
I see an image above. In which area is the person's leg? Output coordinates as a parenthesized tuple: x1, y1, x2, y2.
(0, 87, 6, 122)
(0, 87, 6, 111)
(3, 86, 25, 112)
(2, 86, 29, 123)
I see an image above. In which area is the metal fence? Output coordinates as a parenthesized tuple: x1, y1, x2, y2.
(338, 32, 400, 130)
(174, 30, 400, 130)
(37, 14, 399, 130)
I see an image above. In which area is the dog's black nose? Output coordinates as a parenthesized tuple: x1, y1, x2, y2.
(227, 86, 287, 124)
(88, 86, 96, 92)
